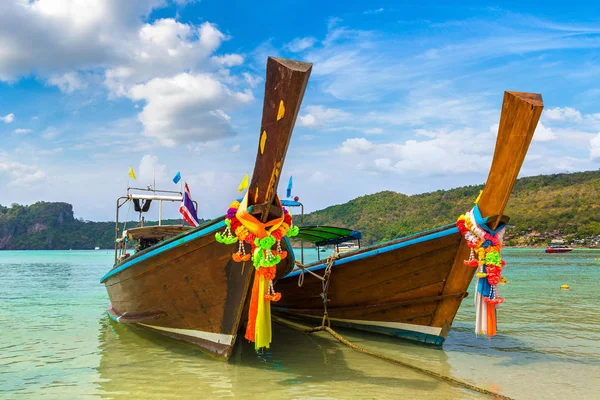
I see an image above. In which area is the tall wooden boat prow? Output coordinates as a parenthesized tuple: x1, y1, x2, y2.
(274, 91, 543, 346)
(101, 57, 312, 360)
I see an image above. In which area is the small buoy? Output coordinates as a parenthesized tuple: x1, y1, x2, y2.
(499, 277, 507, 284)
(560, 285, 570, 290)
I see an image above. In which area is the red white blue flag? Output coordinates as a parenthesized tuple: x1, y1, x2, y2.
(180, 183, 199, 227)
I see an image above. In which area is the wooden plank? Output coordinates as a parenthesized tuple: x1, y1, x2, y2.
(276, 235, 459, 311)
(248, 57, 312, 221)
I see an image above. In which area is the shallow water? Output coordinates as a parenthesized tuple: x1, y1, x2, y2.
(1, 249, 599, 399)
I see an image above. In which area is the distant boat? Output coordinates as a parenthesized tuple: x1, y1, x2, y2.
(335, 241, 359, 253)
(100, 57, 311, 361)
(95, 246, 100, 250)
(275, 91, 543, 346)
(546, 245, 573, 253)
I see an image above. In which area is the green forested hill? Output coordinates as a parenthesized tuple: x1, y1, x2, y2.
(1, 170, 599, 249)
(0, 202, 202, 250)
(302, 170, 600, 246)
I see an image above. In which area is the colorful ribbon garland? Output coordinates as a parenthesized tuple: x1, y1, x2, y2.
(216, 193, 299, 350)
(456, 205, 506, 337)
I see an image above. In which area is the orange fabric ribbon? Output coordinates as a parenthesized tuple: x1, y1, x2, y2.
(235, 193, 284, 239)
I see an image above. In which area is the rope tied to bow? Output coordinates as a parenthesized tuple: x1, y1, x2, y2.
(294, 253, 339, 326)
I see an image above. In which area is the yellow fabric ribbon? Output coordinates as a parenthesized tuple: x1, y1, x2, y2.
(254, 274, 272, 349)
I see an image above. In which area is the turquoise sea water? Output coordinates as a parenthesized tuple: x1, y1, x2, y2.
(1, 248, 599, 399)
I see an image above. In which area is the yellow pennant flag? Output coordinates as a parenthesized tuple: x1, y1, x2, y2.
(474, 189, 483, 204)
(129, 166, 136, 179)
(238, 173, 249, 192)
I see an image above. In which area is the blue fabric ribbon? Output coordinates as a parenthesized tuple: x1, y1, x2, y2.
(477, 265, 495, 299)
(472, 205, 506, 235)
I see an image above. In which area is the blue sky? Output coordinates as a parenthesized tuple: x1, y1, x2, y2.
(1, 0, 599, 221)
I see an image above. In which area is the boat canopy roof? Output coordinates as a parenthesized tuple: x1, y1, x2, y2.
(296, 226, 362, 247)
(281, 199, 302, 207)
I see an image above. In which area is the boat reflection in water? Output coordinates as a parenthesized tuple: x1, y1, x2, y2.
(97, 315, 236, 398)
(96, 315, 476, 399)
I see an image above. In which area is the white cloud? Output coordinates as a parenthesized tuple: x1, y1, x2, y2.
(0, 1, 163, 81)
(242, 72, 262, 88)
(298, 114, 316, 127)
(363, 128, 383, 135)
(591, 133, 600, 160)
(212, 54, 244, 67)
(541, 106, 600, 135)
(363, 8, 384, 15)
(0, 161, 46, 186)
(544, 107, 583, 121)
(41, 127, 59, 140)
(172, 0, 198, 5)
(337, 128, 494, 175)
(309, 171, 328, 183)
(10, 170, 46, 186)
(48, 72, 88, 93)
(533, 122, 557, 142)
(1, 113, 15, 123)
(14, 128, 31, 134)
(38, 148, 63, 155)
(365, 87, 495, 128)
(103, 19, 235, 91)
(338, 138, 376, 154)
(298, 105, 352, 128)
(128, 73, 253, 146)
(0, 2, 253, 147)
(285, 37, 317, 52)
(137, 154, 168, 186)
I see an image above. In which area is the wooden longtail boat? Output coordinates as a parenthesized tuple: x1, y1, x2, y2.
(274, 91, 543, 346)
(100, 57, 312, 360)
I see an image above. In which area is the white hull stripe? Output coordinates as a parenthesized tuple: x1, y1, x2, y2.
(138, 323, 234, 346)
(292, 313, 443, 336)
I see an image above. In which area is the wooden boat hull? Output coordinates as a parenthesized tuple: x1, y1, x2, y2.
(101, 57, 312, 360)
(101, 218, 295, 360)
(275, 91, 544, 346)
(274, 225, 461, 346)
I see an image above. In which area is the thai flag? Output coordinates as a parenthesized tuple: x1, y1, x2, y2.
(180, 183, 199, 227)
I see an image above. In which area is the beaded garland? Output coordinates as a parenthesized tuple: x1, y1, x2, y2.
(456, 205, 507, 337)
(215, 199, 299, 268)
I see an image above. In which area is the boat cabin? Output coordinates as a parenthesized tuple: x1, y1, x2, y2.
(113, 186, 198, 264)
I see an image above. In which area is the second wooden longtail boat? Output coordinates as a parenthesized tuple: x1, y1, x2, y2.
(274, 91, 543, 346)
(100, 57, 312, 360)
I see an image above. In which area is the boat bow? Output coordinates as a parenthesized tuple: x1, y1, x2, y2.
(431, 91, 543, 332)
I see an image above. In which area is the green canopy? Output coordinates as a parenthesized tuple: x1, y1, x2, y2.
(295, 226, 362, 247)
